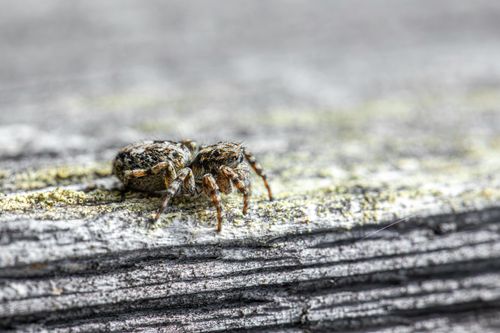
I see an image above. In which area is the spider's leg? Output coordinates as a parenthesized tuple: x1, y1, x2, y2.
(183, 167, 196, 195)
(220, 166, 250, 215)
(124, 161, 177, 188)
(202, 174, 223, 232)
(119, 185, 128, 202)
(154, 167, 193, 221)
(243, 148, 273, 201)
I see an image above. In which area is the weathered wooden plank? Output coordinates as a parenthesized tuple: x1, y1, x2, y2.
(1, 1, 500, 332)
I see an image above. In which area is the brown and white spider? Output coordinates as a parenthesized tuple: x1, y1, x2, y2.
(112, 140, 273, 232)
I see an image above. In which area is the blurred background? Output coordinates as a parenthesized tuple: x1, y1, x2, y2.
(1, 0, 500, 177)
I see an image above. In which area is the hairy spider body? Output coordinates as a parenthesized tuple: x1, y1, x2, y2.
(112, 140, 273, 232)
(112, 140, 194, 192)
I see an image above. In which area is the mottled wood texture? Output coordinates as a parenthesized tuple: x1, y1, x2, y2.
(1, 1, 500, 332)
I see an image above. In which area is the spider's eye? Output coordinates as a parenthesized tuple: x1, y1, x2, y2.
(238, 154, 244, 163)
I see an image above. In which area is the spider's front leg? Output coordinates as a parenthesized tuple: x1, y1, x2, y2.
(202, 174, 223, 232)
(154, 167, 194, 221)
(219, 165, 250, 215)
(243, 148, 273, 201)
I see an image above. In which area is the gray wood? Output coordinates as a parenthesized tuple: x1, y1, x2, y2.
(1, 1, 500, 331)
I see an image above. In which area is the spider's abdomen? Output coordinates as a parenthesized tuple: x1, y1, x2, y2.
(113, 140, 193, 192)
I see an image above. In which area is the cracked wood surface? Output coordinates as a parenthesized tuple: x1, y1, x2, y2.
(1, 1, 500, 332)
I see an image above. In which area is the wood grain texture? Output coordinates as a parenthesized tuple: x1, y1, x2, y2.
(1, 1, 500, 331)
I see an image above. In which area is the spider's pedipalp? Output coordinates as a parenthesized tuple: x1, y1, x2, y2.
(216, 171, 233, 194)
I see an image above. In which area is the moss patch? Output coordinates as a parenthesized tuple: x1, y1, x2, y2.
(8, 163, 112, 191)
(2, 89, 500, 232)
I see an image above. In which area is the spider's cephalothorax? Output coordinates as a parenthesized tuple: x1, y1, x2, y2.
(112, 140, 273, 232)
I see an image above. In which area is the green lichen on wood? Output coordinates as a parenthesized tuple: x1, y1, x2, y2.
(0, 187, 159, 221)
(0, 170, 9, 188)
(1, 144, 498, 231)
(4, 163, 112, 191)
(1, 90, 499, 232)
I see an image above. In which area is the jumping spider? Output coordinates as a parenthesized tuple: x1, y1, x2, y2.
(112, 140, 273, 232)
